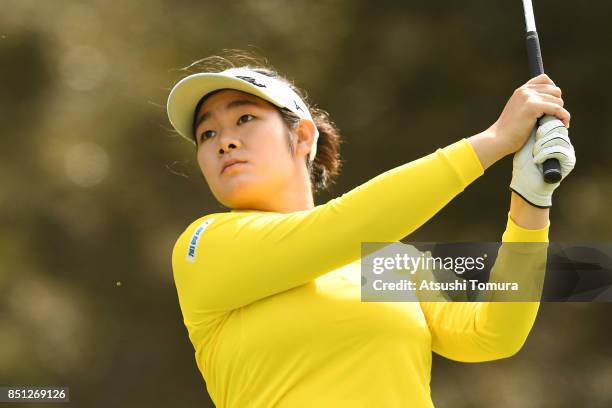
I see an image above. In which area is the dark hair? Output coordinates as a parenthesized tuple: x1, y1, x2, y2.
(178, 50, 343, 195)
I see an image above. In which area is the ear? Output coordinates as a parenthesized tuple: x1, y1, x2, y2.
(294, 119, 316, 160)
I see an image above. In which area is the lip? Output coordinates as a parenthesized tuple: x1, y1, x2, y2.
(221, 159, 248, 174)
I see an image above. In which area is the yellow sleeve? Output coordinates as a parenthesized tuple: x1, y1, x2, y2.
(420, 213, 549, 362)
(172, 139, 484, 315)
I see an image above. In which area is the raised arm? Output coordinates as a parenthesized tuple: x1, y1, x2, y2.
(172, 138, 484, 313)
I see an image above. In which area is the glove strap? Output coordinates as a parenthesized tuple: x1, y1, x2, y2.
(510, 187, 552, 209)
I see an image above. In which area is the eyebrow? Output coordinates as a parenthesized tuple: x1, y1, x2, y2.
(194, 99, 262, 130)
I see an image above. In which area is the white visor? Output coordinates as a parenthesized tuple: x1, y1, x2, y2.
(166, 67, 320, 162)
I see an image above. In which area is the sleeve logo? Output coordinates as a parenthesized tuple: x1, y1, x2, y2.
(186, 218, 215, 262)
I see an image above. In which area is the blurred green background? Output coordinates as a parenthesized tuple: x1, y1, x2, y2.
(1, 0, 610, 407)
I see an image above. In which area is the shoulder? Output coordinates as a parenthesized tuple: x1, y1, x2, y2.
(171, 211, 286, 276)
(173, 212, 227, 244)
(175, 211, 276, 239)
(180, 213, 222, 237)
(171, 211, 273, 257)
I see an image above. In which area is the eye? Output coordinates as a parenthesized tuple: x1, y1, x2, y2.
(199, 130, 216, 143)
(237, 114, 254, 125)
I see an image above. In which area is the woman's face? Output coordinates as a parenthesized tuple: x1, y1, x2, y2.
(194, 89, 302, 210)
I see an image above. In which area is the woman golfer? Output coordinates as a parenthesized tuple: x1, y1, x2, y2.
(166, 55, 575, 407)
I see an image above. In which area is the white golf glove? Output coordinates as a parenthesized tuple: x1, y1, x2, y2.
(510, 116, 576, 208)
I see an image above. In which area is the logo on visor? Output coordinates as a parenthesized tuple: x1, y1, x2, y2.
(236, 76, 266, 88)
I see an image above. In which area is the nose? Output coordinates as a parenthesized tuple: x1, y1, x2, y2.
(217, 132, 242, 155)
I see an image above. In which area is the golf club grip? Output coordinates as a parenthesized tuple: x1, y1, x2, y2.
(526, 30, 562, 183)
(526, 31, 544, 78)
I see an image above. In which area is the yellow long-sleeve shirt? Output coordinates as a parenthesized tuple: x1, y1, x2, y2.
(171, 138, 549, 407)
